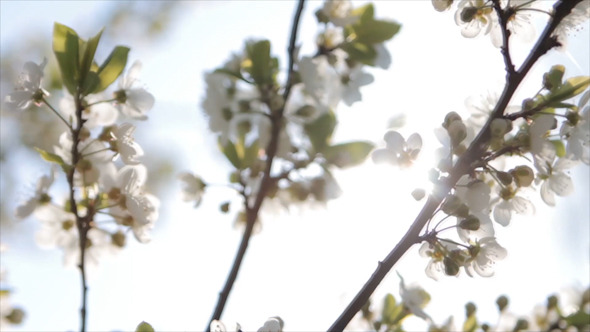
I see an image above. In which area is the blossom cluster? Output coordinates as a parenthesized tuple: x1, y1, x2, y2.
(182, 0, 400, 219)
(418, 69, 589, 280)
(7, 26, 158, 268)
(433, 0, 590, 49)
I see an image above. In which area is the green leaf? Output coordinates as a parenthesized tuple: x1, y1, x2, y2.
(549, 76, 590, 102)
(543, 65, 565, 91)
(351, 3, 374, 21)
(243, 139, 260, 169)
(79, 28, 104, 94)
(353, 19, 401, 44)
(323, 141, 374, 168)
(304, 111, 336, 153)
(35, 147, 70, 173)
(53, 23, 80, 95)
(218, 138, 241, 169)
(245, 40, 274, 86)
(381, 293, 397, 325)
(213, 68, 253, 84)
(92, 45, 130, 94)
(462, 315, 478, 332)
(340, 42, 377, 65)
(135, 321, 155, 332)
(550, 139, 566, 158)
(565, 310, 590, 328)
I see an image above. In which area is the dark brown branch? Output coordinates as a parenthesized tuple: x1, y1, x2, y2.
(327, 1, 582, 330)
(205, 1, 306, 330)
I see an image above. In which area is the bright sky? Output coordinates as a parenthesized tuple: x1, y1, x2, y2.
(0, 1, 589, 331)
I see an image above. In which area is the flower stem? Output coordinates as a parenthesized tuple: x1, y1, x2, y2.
(42, 97, 71, 129)
(204, 1, 306, 330)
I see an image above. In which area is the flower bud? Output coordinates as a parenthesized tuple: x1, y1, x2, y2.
(411, 188, 426, 201)
(496, 295, 509, 312)
(432, 0, 453, 12)
(490, 118, 512, 138)
(447, 120, 467, 147)
(460, 6, 478, 22)
(514, 319, 529, 331)
(220, 202, 230, 213)
(443, 256, 460, 276)
(6, 308, 25, 324)
(442, 195, 462, 215)
(547, 295, 558, 309)
(511, 166, 534, 187)
(497, 171, 513, 186)
(443, 112, 462, 129)
(459, 215, 480, 230)
(465, 302, 477, 317)
(112, 231, 126, 248)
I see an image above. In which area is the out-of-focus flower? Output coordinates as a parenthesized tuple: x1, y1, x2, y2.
(15, 167, 56, 219)
(5, 58, 49, 110)
(60, 94, 118, 128)
(321, 0, 359, 27)
(298, 55, 342, 113)
(257, 317, 283, 332)
(178, 172, 207, 207)
(454, 0, 494, 38)
(552, 1, 590, 47)
(490, 0, 537, 48)
(372, 131, 422, 168)
(340, 65, 374, 106)
(561, 90, 590, 164)
(113, 61, 155, 120)
(398, 273, 432, 321)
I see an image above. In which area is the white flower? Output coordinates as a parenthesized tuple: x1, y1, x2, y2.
(178, 172, 206, 207)
(492, 186, 534, 226)
(534, 152, 578, 207)
(490, 0, 536, 48)
(341, 65, 374, 106)
(35, 204, 109, 267)
(372, 131, 422, 168)
(59, 93, 118, 128)
(455, 177, 491, 213)
(321, 0, 359, 27)
(454, 0, 494, 38)
(464, 237, 507, 277)
(561, 90, 590, 164)
(419, 242, 446, 281)
(374, 43, 392, 69)
(298, 55, 342, 113)
(432, 0, 453, 12)
(100, 164, 159, 243)
(53, 131, 110, 186)
(15, 167, 55, 219)
(398, 273, 432, 321)
(552, 1, 590, 47)
(114, 61, 155, 120)
(5, 58, 49, 110)
(528, 113, 556, 158)
(110, 123, 144, 165)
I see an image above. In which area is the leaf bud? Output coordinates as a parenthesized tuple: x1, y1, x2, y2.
(496, 171, 513, 186)
(496, 295, 509, 312)
(459, 215, 480, 230)
(510, 166, 534, 187)
(443, 256, 460, 276)
(465, 302, 477, 317)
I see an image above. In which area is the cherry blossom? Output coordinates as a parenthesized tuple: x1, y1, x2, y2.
(320, 0, 359, 27)
(178, 172, 207, 207)
(534, 152, 578, 207)
(110, 123, 144, 165)
(492, 185, 534, 226)
(5, 58, 49, 110)
(15, 167, 55, 219)
(464, 237, 507, 277)
(372, 131, 422, 168)
(114, 61, 155, 120)
(398, 273, 432, 321)
(454, 0, 494, 38)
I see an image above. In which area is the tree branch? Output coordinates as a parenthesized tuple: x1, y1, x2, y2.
(327, 1, 581, 330)
(205, 1, 306, 330)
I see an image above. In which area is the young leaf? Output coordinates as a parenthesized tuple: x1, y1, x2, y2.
(79, 28, 104, 94)
(323, 141, 374, 168)
(304, 111, 336, 153)
(381, 293, 397, 325)
(53, 23, 80, 95)
(340, 42, 377, 65)
(549, 76, 590, 102)
(353, 19, 401, 45)
(35, 147, 70, 173)
(218, 138, 241, 169)
(245, 40, 274, 86)
(135, 321, 155, 332)
(92, 45, 130, 94)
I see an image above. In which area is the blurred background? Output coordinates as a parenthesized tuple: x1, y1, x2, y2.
(0, 1, 588, 331)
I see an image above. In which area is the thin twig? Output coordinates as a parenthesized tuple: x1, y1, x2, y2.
(204, 1, 306, 330)
(327, 1, 581, 330)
